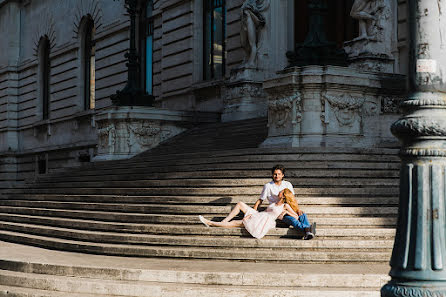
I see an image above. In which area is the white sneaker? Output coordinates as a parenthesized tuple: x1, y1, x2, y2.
(304, 232, 314, 240)
(199, 215, 210, 227)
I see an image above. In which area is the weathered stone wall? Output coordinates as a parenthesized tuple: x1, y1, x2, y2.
(0, 0, 130, 188)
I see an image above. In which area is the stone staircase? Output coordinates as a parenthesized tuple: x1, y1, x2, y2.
(0, 117, 400, 296)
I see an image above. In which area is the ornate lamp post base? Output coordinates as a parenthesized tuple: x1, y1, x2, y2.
(382, 281, 446, 297)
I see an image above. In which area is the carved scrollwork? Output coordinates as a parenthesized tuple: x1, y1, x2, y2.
(268, 93, 301, 128)
(391, 118, 446, 138)
(381, 283, 446, 297)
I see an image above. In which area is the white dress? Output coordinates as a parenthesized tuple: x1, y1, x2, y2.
(242, 203, 285, 239)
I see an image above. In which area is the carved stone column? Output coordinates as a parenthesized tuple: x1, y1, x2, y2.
(381, 1, 446, 296)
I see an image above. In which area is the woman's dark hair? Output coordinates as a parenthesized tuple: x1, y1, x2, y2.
(271, 164, 285, 175)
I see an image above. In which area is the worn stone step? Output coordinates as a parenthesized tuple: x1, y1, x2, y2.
(0, 271, 384, 297)
(0, 214, 397, 235)
(0, 240, 390, 287)
(0, 230, 391, 262)
(33, 169, 399, 184)
(35, 162, 400, 182)
(4, 186, 400, 196)
(0, 201, 398, 216)
(0, 215, 396, 239)
(42, 150, 400, 175)
(0, 206, 397, 227)
(28, 177, 399, 189)
(0, 285, 125, 297)
(0, 240, 391, 297)
(32, 168, 399, 185)
(0, 221, 394, 251)
(0, 194, 399, 206)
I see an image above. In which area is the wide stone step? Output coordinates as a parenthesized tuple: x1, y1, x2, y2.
(32, 167, 399, 184)
(0, 194, 400, 206)
(0, 230, 391, 262)
(0, 285, 122, 297)
(61, 159, 401, 175)
(0, 221, 394, 251)
(0, 272, 384, 297)
(0, 239, 391, 297)
(0, 202, 398, 216)
(27, 177, 399, 189)
(0, 206, 397, 226)
(4, 187, 400, 196)
(0, 214, 397, 234)
(33, 169, 400, 184)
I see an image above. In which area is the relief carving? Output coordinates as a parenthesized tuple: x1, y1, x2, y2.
(127, 121, 170, 148)
(323, 93, 365, 127)
(268, 93, 301, 128)
(97, 123, 116, 149)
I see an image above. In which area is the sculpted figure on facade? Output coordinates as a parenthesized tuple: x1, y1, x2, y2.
(240, 0, 270, 67)
(345, 0, 393, 72)
(350, 0, 384, 41)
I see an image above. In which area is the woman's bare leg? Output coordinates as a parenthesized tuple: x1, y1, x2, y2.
(221, 201, 252, 222)
(202, 217, 244, 228)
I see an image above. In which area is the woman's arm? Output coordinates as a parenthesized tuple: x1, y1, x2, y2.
(285, 204, 303, 217)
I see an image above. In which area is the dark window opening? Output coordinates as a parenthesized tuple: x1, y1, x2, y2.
(83, 17, 95, 110)
(294, 0, 357, 48)
(39, 36, 50, 120)
(203, 0, 226, 80)
(37, 158, 47, 174)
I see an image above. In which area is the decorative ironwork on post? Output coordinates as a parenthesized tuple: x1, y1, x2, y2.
(381, 1, 446, 296)
(286, 0, 348, 67)
(111, 0, 154, 106)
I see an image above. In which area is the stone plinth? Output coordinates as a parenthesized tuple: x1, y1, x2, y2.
(261, 66, 405, 148)
(94, 106, 217, 161)
(221, 67, 267, 122)
(344, 39, 395, 73)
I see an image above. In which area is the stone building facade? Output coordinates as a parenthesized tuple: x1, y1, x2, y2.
(0, 0, 409, 188)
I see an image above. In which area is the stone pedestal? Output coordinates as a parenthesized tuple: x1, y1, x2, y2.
(221, 67, 267, 122)
(344, 39, 394, 73)
(94, 106, 217, 161)
(261, 66, 405, 148)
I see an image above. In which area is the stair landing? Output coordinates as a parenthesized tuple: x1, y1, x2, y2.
(0, 241, 390, 297)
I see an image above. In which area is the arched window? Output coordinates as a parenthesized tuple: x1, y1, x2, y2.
(38, 36, 50, 120)
(140, 0, 154, 95)
(82, 17, 95, 110)
(203, 0, 226, 80)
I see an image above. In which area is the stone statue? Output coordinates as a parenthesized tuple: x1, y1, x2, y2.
(240, 0, 270, 67)
(344, 0, 393, 72)
(350, 0, 384, 41)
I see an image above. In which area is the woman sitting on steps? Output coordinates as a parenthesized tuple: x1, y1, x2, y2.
(199, 188, 314, 240)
